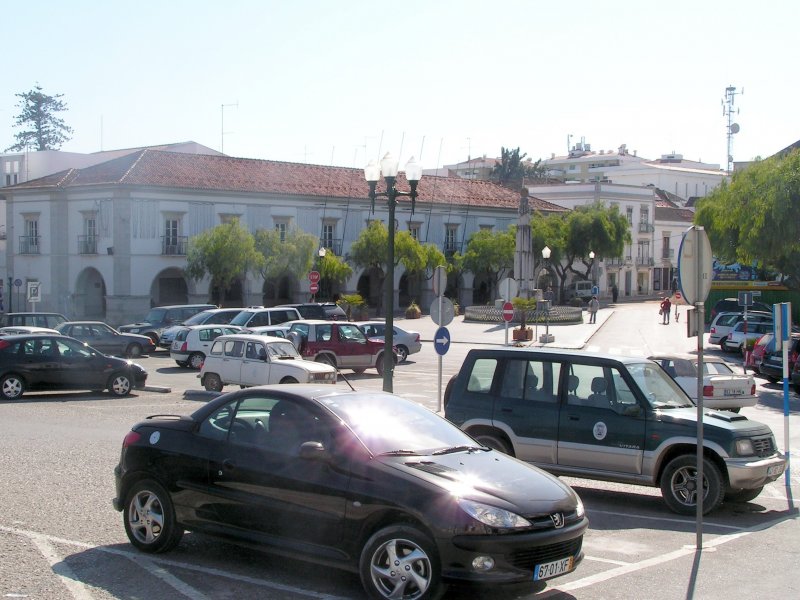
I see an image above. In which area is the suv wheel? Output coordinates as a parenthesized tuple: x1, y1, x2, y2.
(660, 455, 724, 515)
(471, 431, 513, 455)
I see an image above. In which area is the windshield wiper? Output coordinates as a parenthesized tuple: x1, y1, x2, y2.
(432, 445, 485, 455)
(378, 449, 422, 456)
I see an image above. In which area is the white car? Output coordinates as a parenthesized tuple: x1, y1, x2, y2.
(353, 321, 422, 362)
(240, 325, 290, 338)
(648, 353, 757, 411)
(170, 325, 242, 369)
(721, 320, 774, 353)
(199, 333, 337, 391)
(708, 311, 772, 346)
(0, 326, 60, 336)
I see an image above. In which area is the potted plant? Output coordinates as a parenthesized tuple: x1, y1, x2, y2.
(511, 297, 537, 341)
(405, 300, 422, 319)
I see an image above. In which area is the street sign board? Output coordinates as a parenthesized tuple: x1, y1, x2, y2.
(26, 281, 41, 303)
(498, 277, 517, 301)
(309, 282, 319, 294)
(502, 301, 514, 322)
(308, 271, 321, 283)
(433, 326, 450, 356)
(677, 226, 713, 305)
(433, 265, 448, 297)
(430, 297, 455, 326)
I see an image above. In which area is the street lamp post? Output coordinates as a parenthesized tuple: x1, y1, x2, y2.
(589, 250, 596, 285)
(314, 247, 326, 301)
(364, 153, 422, 392)
(541, 246, 554, 343)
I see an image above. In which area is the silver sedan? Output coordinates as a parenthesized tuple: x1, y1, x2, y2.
(354, 321, 422, 362)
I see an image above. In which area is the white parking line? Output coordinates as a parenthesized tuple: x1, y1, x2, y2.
(0, 525, 352, 600)
(28, 535, 95, 600)
(588, 509, 745, 531)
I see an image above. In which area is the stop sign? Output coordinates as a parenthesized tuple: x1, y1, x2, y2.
(310, 282, 319, 294)
(502, 301, 514, 322)
(308, 271, 321, 283)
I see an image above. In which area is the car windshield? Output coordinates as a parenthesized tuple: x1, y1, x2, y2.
(627, 362, 693, 409)
(319, 392, 476, 456)
(702, 361, 735, 375)
(183, 311, 213, 326)
(266, 340, 300, 358)
(143, 308, 167, 323)
(229, 311, 256, 326)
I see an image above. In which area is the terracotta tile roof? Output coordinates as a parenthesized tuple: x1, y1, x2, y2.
(7, 149, 569, 213)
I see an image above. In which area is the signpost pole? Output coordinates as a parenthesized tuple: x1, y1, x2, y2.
(694, 227, 705, 549)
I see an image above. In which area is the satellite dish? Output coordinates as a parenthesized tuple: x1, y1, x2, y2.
(730, 123, 740, 134)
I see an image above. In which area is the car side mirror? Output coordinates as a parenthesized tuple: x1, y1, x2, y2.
(622, 405, 643, 417)
(299, 441, 330, 462)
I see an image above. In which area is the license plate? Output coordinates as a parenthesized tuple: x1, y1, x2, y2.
(768, 464, 784, 476)
(533, 556, 574, 581)
(723, 389, 744, 396)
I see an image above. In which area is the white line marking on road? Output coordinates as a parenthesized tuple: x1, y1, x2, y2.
(27, 535, 95, 600)
(583, 555, 631, 566)
(128, 554, 213, 600)
(588, 509, 744, 530)
(0, 525, 351, 600)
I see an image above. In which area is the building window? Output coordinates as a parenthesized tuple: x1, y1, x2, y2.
(444, 226, 459, 255)
(275, 221, 288, 242)
(408, 224, 420, 240)
(162, 218, 187, 255)
(626, 207, 633, 225)
(321, 223, 334, 247)
(21, 218, 40, 254)
(79, 216, 98, 254)
(640, 208, 649, 224)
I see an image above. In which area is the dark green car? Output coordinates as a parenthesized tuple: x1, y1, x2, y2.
(445, 347, 786, 515)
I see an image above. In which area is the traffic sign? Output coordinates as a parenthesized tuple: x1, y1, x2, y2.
(430, 298, 455, 326)
(498, 277, 517, 301)
(502, 301, 514, 322)
(308, 271, 321, 283)
(433, 326, 450, 355)
(309, 282, 319, 294)
(433, 265, 448, 297)
(677, 226, 712, 305)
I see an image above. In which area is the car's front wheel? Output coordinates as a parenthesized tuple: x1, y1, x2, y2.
(359, 525, 443, 600)
(316, 354, 336, 368)
(0, 374, 25, 400)
(471, 431, 513, 455)
(126, 343, 144, 358)
(108, 373, 133, 396)
(123, 479, 183, 553)
(203, 373, 223, 392)
(396, 345, 409, 363)
(660, 454, 724, 515)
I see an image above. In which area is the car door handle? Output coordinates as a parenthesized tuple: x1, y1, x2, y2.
(568, 415, 580, 421)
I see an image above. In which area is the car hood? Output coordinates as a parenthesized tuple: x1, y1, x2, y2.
(381, 449, 579, 513)
(120, 321, 154, 329)
(656, 407, 772, 435)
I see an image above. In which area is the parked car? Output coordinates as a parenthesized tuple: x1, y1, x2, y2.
(564, 281, 594, 303)
(56, 321, 155, 358)
(758, 335, 800, 384)
(708, 311, 773, 346)
(0, 326, 60, 336)
(321, 302, 347, 320)
(444, 347, 785, 514)
(119, 304, 217, 346)
(228, 306, 301, 329)
(791, 358, 800, 394)
(169, 325, 242, 369)
(199, 334, 337, 390)
(750, 333, 776, 374)
(0, 312, 68, 329)
(648, 353, 757, 411)
(287, 320, 396, 375)
(722, 320, 774, 353)
(354, 320, 422, 362)
(709, 298, 771, 322)
(0, 333, 147, 399)
(113, 385, 588, 597)
(158, 307, 244, 349)
(240, 324, 290, 338)
(278, 303, 327, 319)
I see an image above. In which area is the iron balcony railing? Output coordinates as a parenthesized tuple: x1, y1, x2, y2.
(320, 238, 343, 256)
(636, 256, 655, 266)
(638, 222, 654, 233)
(162, 236, 188, 255)
(662, 248, 674, 259)
(19, 235, 40, 254)
(78, 235, 98, 254)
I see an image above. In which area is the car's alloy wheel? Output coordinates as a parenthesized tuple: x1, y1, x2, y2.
(188, 352, 205, 370)
(396, 345, 409, 363)
(203, 373, 223, 392)
(359, 525, 442, 600)
(471, 432, 513, 455)
(660, 455, 724, 515)
(316, 354, 336, 368)
(126, 343, 143, 358)
(0, 374, 25, 400)
(109, 373, 132, 396)
(124, 479, 183, 553)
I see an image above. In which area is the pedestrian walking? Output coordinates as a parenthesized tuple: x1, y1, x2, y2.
(588, 295, 599, 324)
(660, 296, 671, 324)
(611, 284, 619, 303)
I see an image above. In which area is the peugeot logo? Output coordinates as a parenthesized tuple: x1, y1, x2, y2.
(550, 512, 564, 528)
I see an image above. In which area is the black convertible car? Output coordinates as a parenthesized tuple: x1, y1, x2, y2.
(114, 385, 587, 599)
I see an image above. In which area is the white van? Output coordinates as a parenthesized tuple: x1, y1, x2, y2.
(566, 281, 594, 303)
(198, 333, 336, 391)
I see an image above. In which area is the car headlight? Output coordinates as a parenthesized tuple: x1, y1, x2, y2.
(457, 499, 531, 529)
(735, 439, 755, 456)
(575, 497, 585, 518)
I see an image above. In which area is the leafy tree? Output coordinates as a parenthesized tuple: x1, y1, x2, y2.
(253, 227, 318, 282)
(694, 150, 800, 287)
(349, 221, 446, 313)
(490, 147, 548, 190)
(460, 227, 516, 299)
(318, 249, 353, 299)
(6, 84, 74, 151)
(185, 219, 265, 306)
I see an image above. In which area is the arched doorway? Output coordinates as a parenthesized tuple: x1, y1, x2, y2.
(399, 271, 423, 309)
(472, 274, 492, 305)
(74, 267, 107, 319)
(150, 268, 189, 306)
(357, 267, 383, 310)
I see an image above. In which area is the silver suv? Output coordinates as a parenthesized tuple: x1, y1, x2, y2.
(228, 306, 301, 329)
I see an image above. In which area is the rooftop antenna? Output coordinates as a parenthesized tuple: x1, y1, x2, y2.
(221, 101, 238, 154)
(721, 85, 742, 173)
(567, 133, 573, 153)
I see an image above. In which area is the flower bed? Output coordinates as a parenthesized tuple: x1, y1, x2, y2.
(464, 304, 583, 324)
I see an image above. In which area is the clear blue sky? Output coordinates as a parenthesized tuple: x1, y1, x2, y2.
(3, 0, 797, 171)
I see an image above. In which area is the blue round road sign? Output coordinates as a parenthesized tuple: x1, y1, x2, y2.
(433, 326, 450, 356)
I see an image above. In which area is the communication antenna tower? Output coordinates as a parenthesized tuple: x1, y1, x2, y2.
(721, 85, 742, 173)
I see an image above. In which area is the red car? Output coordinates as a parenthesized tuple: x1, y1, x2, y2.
(287, 320, 397, 374)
